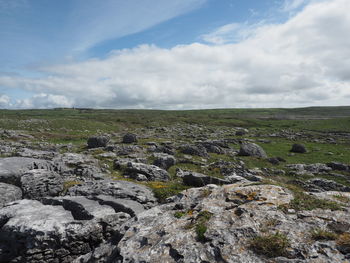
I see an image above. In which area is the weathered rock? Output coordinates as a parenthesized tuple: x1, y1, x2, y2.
(0, 199, 130, 263)
(113, 183, 349, 263)
(327, 162, 349, 172)
(20, 169, 63, 199)
(182, 171, 231, 187)
(0, 182, 22, 207)
(67, 179, 157, 209)
(0, 157, 59, 185)
(122, 133, 138, 144)
(290, 143, 307, 153)
(307, 178, 350, 192)
(87, 135, 110, 148)
(287, 163, 332, 175)
(153, 153, 176, 170)
(238, 143, 267, 158)
(180, 144, 208, 157)
(124, 162, 170, 181)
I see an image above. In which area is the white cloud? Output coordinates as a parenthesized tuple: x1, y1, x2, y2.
(15, 94, 74, 109)
(282, 0, 309, 11)
(1, 0, 350, 109)
(0, 94, 11, 108)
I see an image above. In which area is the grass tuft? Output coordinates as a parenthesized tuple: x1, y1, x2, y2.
(250, 232, 290, 258)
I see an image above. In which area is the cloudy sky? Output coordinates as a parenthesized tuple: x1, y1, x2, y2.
(0, 0, 349, 109)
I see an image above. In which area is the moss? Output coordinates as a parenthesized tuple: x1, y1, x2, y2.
(310, 228, 338, 241)
(195, 223, 208, 242)
(250, 232, 290, 258)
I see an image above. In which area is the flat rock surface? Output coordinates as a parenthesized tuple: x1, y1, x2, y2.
(67, 179, 157, 209)
(0, 157, 57, 185)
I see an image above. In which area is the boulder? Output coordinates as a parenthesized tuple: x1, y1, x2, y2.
(87, 135, 110, 148)
(238, 143, 267, 158)
(182, 171, 231, 187)
(180, 144, 208, 157)
(0, 182, 22, 207)
(122, 133, 138, 144)
(0, 199, 130, 263)
(20, 169, 63, 199)
(290, 143, 307, 153)
(152, 153, 176, 170)
(124, 162, 170, 181)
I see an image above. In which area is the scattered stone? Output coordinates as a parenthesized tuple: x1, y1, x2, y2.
(180, 144, 208, 157)
(182, 171, 231, 187)
(290, 143, 307, 153)
(87, 135, 110, 148)
(122, 133, 138, 144)
(238, 143, 267, 158)
(307, 178, 350, 192)
(152, 153, 176, 170)
(124, 162, 170, 181)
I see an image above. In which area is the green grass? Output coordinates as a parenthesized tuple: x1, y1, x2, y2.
(250, 232, 290, 258)
(310, 228, 338, 241)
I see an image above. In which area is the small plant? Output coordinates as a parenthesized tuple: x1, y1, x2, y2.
(278, 187, 343, 212)
(250, 232, 290, 258)
(310, 228, 337, 240)
(62, 180, 81, 194)
(195, 223, 208, 242)
(174, 211, 186, 218)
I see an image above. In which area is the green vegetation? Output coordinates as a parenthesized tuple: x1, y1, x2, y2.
(310, 228, 338, 240)
(174, 211, 186, 218)
(184, 210, 213, 242)
(250, 232, 290, 258)
(145, 181, 190, 203)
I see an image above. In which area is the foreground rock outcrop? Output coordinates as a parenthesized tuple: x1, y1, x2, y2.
(77, 183, 350, 263)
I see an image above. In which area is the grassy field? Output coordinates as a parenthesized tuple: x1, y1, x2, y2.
(1, 106, 349, 203)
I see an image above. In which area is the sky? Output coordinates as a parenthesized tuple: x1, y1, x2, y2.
(0, 0, 349, 109)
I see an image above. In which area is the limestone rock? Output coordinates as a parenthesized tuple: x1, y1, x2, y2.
(152, 153, 176, 170)
(67, 179, 157, 209)
(20, 169, 63, 199)
(290, 143, 307, 153)
(87, 135, 110, 148)
(238, 143, 267, 158)
(0, 182, 22, 207)
(122, 133, 138, 144)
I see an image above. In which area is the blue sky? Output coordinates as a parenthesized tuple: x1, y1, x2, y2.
(1, 0, 349, 109)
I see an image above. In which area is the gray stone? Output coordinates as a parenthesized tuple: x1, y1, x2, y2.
(327, 162, 349, 171)
(307, 178, 350, 192)
(238, 143, 267, 158)
(67, 179, 157, 209)
(87, 135, 110, 148)
(0, 182, 22, 207)
(153, 153, 176, 170)
(115, 183, 350, 263)
(0, 157, 58, 185)
(0, 199, 130, 263)
(122, 133, 138, 144)
(291, 143, 307, 153)
(124, 162, 170, 181)
(182, 171, 231, 187)
(20, 169, 63, 199)
(180, 144, 208, 157)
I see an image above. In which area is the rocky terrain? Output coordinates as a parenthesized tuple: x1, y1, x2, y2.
(0, 107, 350, 262)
